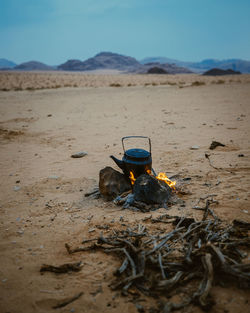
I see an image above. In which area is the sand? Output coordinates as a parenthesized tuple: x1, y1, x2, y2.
(1, 71, 250, 90)
(0, 72, 250, 313)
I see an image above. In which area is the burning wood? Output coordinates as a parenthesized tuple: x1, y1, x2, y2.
(98, 166, 176, 209)
(130, 170, 176, 188)
(155, 172, 176, 189)
(133, 174, 172, 205)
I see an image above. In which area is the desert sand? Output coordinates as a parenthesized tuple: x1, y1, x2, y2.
(0, 72, 250, 313)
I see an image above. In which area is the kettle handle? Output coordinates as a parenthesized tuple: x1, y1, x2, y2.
(122, 136, 151, 154)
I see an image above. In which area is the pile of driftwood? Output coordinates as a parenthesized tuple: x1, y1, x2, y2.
(65, 203, 250, 312)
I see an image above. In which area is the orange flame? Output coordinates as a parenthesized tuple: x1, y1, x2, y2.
(129, 171, 136, 185)
(129, 170, 176, 189)
(156, 172, 176, 189)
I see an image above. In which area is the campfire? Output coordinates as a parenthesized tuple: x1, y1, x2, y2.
(41, 136, 250, 313)
(98, 136, 177, 210)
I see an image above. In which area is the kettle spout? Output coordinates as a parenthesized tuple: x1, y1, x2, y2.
(110, 155, 124, 170)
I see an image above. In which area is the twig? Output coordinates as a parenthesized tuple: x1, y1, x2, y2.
(184, 239, 194, 264)
(162, 299, 192, 313)
(195, 253, 214, 307)
(65, 243, 104, 254)
(110, 273, 144, 290)
(158, 252, 166, 279)
(182, 222, 204, 239)
(52, 292, 83, 309)
(114, 257, 129, 276)
(194, 194, 217, 207)
(205, 153, 221, 170)
(40, 261, 83, 273)
(146, 227, 185, 256)
(233, 219, 250, 230)
(192, 199, 219, 221)
(84, 188, 99, 197)
(156, 271, 184, 291)
(104, 248, 137, 276)
(116, 238, 139, 253)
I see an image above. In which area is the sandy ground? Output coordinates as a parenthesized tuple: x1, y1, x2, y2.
(1, 71, 250, 90)
(0, 72, 250, 313)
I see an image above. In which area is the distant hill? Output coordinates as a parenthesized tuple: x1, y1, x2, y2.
(203, 68, 241, 76)
(133, 62, 192, 74)
(14, 61, 54, 71)
(141, 56, 195, 71)
(141, 57, 250, 73)
(141, 57, 180, 65)
(0, 58, 17, 69)
(193, 59, 250, 73)
(57, 59, 86, 71)
(58, 52, 140, 71)
(83, 52, 140, 70)
(58, 52, 192, 73)
(147, 67, 168, 74)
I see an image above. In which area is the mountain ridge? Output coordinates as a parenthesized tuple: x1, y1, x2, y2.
(58, 52, 191, 73)
(14, 61, 55, 71)
(58, 52, 141, 71)
(0, 58, 17, 69)
(140, 57, 250, 73)
(1, 53, 250, 73)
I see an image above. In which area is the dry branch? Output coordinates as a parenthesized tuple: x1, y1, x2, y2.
(40, 261, 83, 273)
(52, 292, 83, 309)
(49, 209, 249, 312)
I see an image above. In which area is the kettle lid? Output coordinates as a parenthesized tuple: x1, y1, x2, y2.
(125, 148, 150, 162)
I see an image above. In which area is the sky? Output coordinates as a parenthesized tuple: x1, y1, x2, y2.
(1, 0, 250, 65)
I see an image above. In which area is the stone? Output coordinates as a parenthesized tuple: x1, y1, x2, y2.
(48, 175, 59, 179)
(209, 141, 225, 150)
(190, 145, 199, 150)
(71, 151, 88, 158)
(99, 166, 131, 201)
(133, 174, 172, 205)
